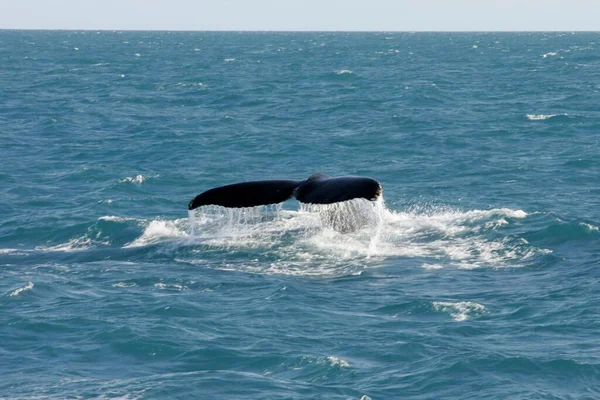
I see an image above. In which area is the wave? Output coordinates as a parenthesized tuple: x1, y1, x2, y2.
(526, 113, 568, 121)
(432, 301, 486, 321)
(7, 282, 34, 297)
(523, 220, 600, 245)
(118, 174, 159, 184)
(542, 52, 558, 58)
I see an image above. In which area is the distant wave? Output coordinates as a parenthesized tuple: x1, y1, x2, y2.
(8, 282, 34, 297)
(432, 301, 486, 321)
(526, 113, 567, 121)
(119, 174, 145, 184)
(542, 52, 558, 58)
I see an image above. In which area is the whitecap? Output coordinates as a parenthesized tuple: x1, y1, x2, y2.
(526, 114, 565, 120)
(224, 58, 236, 62)
(432, 301, 485, 321)
(326, 356, 351, 368)
(335, 69, 353, 75)
(119, 174, 146, 184)
(8, 282, 34, 297)
(113, 282, 137, 288)
(0, 248, 29, 256)
(125, 218, 187, 248)
(579, 222, 599, 232)
(154, 283, 187, 291)
(36, 237, 93, 252)
(542, 52, 558, 58)
(422, 263, 444, 270)
(98, 215, 141, 223)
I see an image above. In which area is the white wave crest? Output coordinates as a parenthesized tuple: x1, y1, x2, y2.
(98, 215, 141, 223)
(432, 301, 485, 321)
(335, 69, 353, 75)
(154, 282, 187, 291)
(36, 237, 93, 252)
(125, 219, 187, 248)
(113, 282, 137, 288)
(119, 175, 145, 184)
(526, 113, 566, 121)
(326, 356, 351, 368)
(579, 222, 599, 232)
(0, 248, 30, 255)
(9, 282, 34, 297)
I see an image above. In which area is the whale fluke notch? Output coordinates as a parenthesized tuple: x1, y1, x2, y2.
(188, 174, 382, 210)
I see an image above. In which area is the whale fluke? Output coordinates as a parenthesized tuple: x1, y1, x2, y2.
(188, 180, 300, 210)
(188, 174, 382, 210)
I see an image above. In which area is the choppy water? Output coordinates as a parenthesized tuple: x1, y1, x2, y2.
(1, 31, 599, 399)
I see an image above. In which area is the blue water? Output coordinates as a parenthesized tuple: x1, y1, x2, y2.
(1, 31, 599, 399)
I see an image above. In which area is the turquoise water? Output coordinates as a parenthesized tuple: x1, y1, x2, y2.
(1, 31, 599, 399)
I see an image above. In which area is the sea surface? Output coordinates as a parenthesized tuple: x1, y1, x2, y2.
(1, 31, 599, 399)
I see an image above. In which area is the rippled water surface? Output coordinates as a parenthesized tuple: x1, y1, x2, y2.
(1, 31, 599, 399)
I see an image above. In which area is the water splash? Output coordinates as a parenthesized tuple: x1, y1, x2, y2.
(182, 199, 543, 276)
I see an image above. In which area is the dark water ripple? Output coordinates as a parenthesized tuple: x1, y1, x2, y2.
(1, 31, 600, 399)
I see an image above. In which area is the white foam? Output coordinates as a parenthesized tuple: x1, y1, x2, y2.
(432, 301, 485, 321)
(422, 263, 444, 270)
(119, 174, 145, 184)
(335, 69, 353, 75)
(542, 52, 558, 58)
(326, 356, 351, 368)
(154, 283, 187, 291)
(526, 113, 565, 120)
(580, 222, 599, 232)
(181, 201, 540, 276)
(36, 237, 93, 252)
(0, 248, 29, 255)
(113, 282, 137, 288)
(99, 215, 141, 223)
(9, 282, 34, 297)
(125, 218, 187, 248)
(224, 58, 236, 62)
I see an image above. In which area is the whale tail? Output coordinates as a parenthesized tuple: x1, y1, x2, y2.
(188, 180, 300, 210)
(188, 174, 382, 210)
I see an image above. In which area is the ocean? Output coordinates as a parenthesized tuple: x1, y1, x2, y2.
(1, 31, 599, 399)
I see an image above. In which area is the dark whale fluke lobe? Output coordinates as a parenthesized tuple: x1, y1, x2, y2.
(188, 174, 382, 210)
(188, 180, 300, 210)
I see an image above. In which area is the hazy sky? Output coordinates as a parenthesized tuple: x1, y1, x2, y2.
(0, 0, 598, 31)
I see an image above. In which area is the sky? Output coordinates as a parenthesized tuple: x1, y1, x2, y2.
(0, 0, 598, 31)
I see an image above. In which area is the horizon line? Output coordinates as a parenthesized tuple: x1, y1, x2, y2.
(0, 28, 598, 34)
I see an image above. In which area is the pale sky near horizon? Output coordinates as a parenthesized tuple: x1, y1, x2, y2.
(0, 0, 598, 31)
